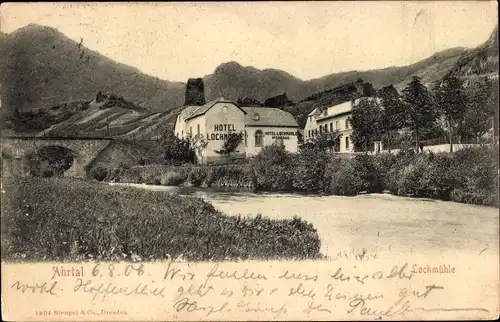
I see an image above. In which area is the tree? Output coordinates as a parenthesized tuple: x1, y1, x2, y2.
(251, 140, 294, 190)
(459, 77, 497, 143)
(293, 142, 329, 192)
(215, 132, 244, 156)
(379, 93, 407, 153)
(402, 76, 435, 151)
(301, 131, 342, 152)
(350, 98, 383, 152)
(160, 132, 196, 164)
(189, 133, 209, 164)
(433, 74, 468, 152)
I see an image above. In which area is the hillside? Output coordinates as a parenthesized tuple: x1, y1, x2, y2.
(0, 24, 185, 132)
(35, 93, 182, 140)
(447, 25, 499, 84)
(2, 23, 496, 137)
(202, 48, 466, 103)
(0, 24, 473, 133)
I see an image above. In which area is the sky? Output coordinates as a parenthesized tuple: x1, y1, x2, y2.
(1, 2, 497, 82)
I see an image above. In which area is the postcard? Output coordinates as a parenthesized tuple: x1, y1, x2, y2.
(1, 1, 498, 320)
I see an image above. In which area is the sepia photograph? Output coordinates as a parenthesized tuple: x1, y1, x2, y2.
(1, 1, 498, 320)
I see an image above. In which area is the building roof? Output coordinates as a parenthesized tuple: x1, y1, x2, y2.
(307, 107, 321, 117)
(179, 99, 298, 128)
(183, 97, 247, 121)
(316, 101, 353, 121)
(314, 97, 383, 122)
(240, 106, 299, 127)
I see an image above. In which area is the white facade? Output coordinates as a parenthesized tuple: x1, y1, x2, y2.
(304, 100, 355, 153)
(244, 126, 299, 157)
(174, 98, 299, 163)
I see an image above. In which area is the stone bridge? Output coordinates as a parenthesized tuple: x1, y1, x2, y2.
(1, 136, 112, 178)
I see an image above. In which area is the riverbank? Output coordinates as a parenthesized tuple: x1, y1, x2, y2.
(97, 145, 499, 207)
(1, 177, 321, 262)
(106, 181, 500, 260)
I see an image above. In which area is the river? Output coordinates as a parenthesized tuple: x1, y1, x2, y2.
(109, 183, 499, 260)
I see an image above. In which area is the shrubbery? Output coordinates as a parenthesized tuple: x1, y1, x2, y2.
(292, 148, 329, 193)
(326, 157, 364, 196)
(1, 177, 321, 261)
(383, 146, 498, 205)
(110, 164, 254, 189)
(101, 144, 498, 207)
(251, 141, 294, 191)
(160, 171, 186, 186)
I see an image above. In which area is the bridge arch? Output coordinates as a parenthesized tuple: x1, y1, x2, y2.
(2, 137, 112, 178)
(24, 145, 76, 177)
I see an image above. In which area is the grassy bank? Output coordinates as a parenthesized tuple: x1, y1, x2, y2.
(101, 164, 254, 188)
(1, 177, 321, 261)
(97, 144, 499, 207)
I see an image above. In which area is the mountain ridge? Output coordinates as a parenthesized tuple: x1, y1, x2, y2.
(0, 23, 497, 134)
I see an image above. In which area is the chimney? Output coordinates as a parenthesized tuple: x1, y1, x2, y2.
(184, 78, 206, 106)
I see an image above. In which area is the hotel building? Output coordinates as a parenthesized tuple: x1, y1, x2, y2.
(174, 97, 299, 163)
(304, 97, 382, 153)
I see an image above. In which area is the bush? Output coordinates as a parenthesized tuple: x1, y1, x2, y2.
(161, 134, 197, 164)
(103, 146, 499, 207)
(112, 164, 253, 188)
(292, 147, 328, 193)
(326, 157, 364, 196)
(352, 153, 384, 193)
(1, 177, 322, 261)
(451, 146, 499, 193)
(205, 165, 253, 188)
(392, 154, 454, 198)
(160, 171, 186, 186)
(187, 167, 208, 187)
(371, 153, 397, 191)
(88, 164, 109, 181)
(422, 152, 456, 200)
(450, 189, 499, 207)
(396, 160, 428, 197)
(251, 141, 294, 191)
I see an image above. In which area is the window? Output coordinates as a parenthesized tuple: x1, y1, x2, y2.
(345, 119, 349, 129)
(197, 124, 200, 135)
(245, 131, 248, 146)
(176, 132, 179, 138)
(181, 130, 183, 137)
(255, 130, 263, 147)
(319, 126, 323, 134)
(345, 136, 350, 150)
(330, 123, 333, 132)
(336, 121, 339, 130)
(189, 126, 192, 136)
(308, 130, 311, 138)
